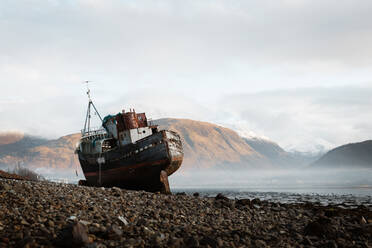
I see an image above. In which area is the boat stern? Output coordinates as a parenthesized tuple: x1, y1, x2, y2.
(163, 130, 183, 176)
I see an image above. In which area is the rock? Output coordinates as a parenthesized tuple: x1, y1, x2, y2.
(361, 216, 367, 224)
(253, 204, 261, 209)
(55, 222, 90, 247)
(325, 240, 338, 248)
(324, 208, 339, 218)
(304, 217, 336, 239)
(79, 220, 91, 226)
(200, 236, 218, 247)
(67, 216, 77, 221)
(72, 222, 91, 245)
(0, 182, 11, 191)
(216, 237, 223, 247)
(254, 239, 267, 248)
(302, 236, 312, 246)
(16, 237, 36, 248)
(21, 219, 30, 225)
(117, 216, 128, 226)
(111, 187, 122, 197)
(185, 236, 199, 247)
(0, 177, 371, 248)
(236, 199, 251, 207)
(251, 198, 261, 205)
(48, 220, 55, 227)
(193, 192, 200, 197)
(106, 225, 123, 240)
(86, 243, 107, 248)
(168, 237, 183, 247)
(215, 193, 228, 201)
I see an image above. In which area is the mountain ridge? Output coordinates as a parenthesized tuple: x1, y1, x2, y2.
(0, 118, 323, 176)
(312, 140, 372, 168)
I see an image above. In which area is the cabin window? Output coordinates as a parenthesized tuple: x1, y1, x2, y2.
(143, 130, 146, 133)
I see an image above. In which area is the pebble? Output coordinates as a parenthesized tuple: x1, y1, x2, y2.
(0, 178, 371, 247)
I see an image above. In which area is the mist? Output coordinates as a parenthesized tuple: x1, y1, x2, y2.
(4, 162, 370, 196)
(169, 167, 372, 191)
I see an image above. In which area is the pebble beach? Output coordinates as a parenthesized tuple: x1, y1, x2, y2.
(0, 177, 371, 248)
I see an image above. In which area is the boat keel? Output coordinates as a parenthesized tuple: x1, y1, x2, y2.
(159, 170, 171, 194)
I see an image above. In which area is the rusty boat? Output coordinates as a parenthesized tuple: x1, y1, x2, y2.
(75, 89, 183, 193)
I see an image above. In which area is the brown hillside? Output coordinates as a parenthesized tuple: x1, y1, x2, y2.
(0, 132, 24, 145)
(0, 133, 80, 171)
(156, 118, 265, 169)
(0, 119, 270, 173)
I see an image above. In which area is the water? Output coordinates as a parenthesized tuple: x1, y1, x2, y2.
(42, 169, 372, 208)
(173, 187, 372, 208)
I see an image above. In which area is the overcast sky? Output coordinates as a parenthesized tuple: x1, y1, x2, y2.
(0, 0, 371, 151)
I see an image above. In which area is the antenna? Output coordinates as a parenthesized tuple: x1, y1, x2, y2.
(83, 80, 92, 101)
(82, 80, 103, 136)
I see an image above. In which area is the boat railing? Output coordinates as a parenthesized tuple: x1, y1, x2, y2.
(81, 127, 109, 138)
(148, 118, 156, 127)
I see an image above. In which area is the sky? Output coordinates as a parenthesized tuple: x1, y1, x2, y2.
(0, 0, 372, 152)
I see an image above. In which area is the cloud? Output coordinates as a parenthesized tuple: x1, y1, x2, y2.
(1, 0, 372, 96)
(1, 1, 372, 152)
(216, 86, 372, 151)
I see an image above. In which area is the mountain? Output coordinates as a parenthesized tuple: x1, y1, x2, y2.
(242, 137, 322, 167)
(0, 118, 299, 175)
(155, 118, 269, 170)
(0, 133, 80, 171)
(0, 133, 49, 157)
(0, 132, 24, 145)
(311, 140, 372, 168)
(243, 137, 295, 166)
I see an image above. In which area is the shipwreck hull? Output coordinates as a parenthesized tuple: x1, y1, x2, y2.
(78, 130, 183, 192)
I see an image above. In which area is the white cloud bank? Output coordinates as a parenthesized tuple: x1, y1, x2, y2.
(0, 1, 372, 151)
(215, 86, 372, 151)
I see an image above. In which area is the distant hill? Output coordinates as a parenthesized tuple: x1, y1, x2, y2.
(0, 118, 309, 175)
(0, 132, 24, 145)
(312, 140, 372, 168)
(0, 133, 80, 171)
(0, 133, 49, 157)
(243, 137, 294, 166)
(242, 137, 322, 167)
(155, 118, 270, 170)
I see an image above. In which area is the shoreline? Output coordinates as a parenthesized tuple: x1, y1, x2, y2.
(0, 178, 371, 247)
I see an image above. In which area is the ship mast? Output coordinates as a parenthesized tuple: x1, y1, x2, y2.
(82, 81, 103, 135)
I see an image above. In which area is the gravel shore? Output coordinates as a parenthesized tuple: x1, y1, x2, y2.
(0, 178, 371, 248)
